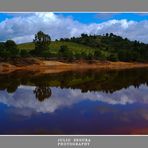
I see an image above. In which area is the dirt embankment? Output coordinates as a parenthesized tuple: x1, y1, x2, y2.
(1, 58, 148, 74)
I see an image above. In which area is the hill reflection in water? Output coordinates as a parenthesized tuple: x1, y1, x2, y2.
(0, 68, 148, 134)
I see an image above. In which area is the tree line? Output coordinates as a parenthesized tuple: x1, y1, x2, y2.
(60, 33, 148, 62)
(0, 31, 148, 62)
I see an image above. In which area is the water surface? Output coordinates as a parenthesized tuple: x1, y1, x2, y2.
(0, 68, 148, 134)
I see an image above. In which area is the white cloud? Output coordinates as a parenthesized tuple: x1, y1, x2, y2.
(0, 13, 148, 43)
(0, 84, 148, 116)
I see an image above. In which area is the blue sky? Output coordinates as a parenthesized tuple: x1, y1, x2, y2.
(0, 12, 148, 43)
(0, 13, 12, 22)
(1, 13, 148, 23)
(59, 13, 148, 23)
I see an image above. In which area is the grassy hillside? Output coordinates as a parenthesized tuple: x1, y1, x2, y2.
(17, 33, 148, 62)
(18, 41, 99, 55)
(18, 42, 35, 51)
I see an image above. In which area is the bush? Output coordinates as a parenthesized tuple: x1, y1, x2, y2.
(41, 50, 51, 58)
(5, 40, 19, 57)
(58, 45, 73, 60)
(20, 50, 30, 57)
(108, 54, 119, 61)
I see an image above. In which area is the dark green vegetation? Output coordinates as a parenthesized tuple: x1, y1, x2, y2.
(0, 68, 148, 102)
(1, 31, 148, 62)
(60, 33, 148, 62)
(31, 31, 51, 57)
(0, 40, 19, 58)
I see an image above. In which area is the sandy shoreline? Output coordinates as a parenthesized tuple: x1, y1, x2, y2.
(1, 58, 148, 74)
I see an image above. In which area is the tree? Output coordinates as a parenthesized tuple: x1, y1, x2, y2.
(0, 42, 5, 50)
(110, 33, 114, 37)
(33, 31, 51, 56)
(34, 86, 52, 102)
(58, 45, 73, 60)
(5, 40, 19, 57)
(105, 33, 109, 37)
(94, 50, 107, 60)
(20, 50, 30, 57)
(94, 50, 102, 60)
(0, 42, 6, 57)
(108, 53, 119, 61)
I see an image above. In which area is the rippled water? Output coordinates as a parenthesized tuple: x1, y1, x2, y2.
(0, 68, 148, 134)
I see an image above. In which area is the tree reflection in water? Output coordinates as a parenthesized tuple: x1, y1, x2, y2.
(34, 85, 52, 102)
(0, 68, 148, 95)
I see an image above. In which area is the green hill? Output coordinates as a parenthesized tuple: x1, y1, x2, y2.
(18, 42, 35, 51)
(18, 41, 100, 56)
(16, 33, 148, 62)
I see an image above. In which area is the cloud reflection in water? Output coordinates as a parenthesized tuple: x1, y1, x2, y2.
(0, 84, 148, 116)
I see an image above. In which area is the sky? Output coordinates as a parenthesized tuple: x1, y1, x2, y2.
(0, 12, 148, 43)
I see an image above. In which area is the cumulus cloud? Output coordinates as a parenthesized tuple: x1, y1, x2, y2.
(0, 84, 148, 117)
(0, 12, 148, 43)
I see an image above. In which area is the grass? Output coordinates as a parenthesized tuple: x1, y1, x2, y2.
(18, 42, 35, 51)
(18, 41, 98, 55)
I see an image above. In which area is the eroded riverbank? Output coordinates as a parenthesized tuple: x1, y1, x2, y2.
(1, 58, 148, 74)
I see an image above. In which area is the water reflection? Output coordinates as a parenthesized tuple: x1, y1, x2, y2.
(0, 68, 148, 134)
(0, 84, 148, 115)
(34, 86, 52, 102)
(0, 68, 148, 94)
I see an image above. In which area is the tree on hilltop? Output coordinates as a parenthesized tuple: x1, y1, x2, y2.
(33, 31, 51, 56)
